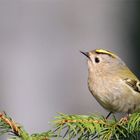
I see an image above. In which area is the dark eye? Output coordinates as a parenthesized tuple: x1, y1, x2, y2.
(95, 57, 100, 63)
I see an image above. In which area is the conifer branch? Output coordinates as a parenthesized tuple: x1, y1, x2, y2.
(0, 112, 140, 139)
(0, 112, 55, 140)
(53, 113, 140, 140)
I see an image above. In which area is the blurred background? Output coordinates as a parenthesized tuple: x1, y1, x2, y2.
(0, 0, 139, 139)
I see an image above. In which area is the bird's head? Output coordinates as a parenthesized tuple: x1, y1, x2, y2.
(80, 49, 125, 74)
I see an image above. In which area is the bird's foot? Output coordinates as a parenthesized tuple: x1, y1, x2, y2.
(119, 116, 129, 124)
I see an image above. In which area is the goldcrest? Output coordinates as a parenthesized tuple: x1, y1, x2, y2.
(81, 49, 140, 117)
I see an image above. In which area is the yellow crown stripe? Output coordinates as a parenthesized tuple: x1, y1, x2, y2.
(95, 49, 116, 58)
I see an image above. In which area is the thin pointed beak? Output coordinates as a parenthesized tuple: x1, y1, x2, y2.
(80, 51, 90, 59)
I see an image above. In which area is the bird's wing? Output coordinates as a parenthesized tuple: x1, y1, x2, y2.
(124, 78, 140, 93)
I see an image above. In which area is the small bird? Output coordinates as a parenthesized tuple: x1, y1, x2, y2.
(81, 49, 140, 118)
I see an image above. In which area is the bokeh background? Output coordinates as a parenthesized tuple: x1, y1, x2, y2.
(0, 0, 139, 139)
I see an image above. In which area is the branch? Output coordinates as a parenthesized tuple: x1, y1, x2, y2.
(0, 112, 55, 140)
(0, 112, 140, 140)
(53, 113, 140, 140)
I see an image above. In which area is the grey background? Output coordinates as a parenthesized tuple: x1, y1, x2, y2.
(0, 0, 139, 139)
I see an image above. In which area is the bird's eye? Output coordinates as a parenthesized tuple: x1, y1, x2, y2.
(95, 57, 100, 63)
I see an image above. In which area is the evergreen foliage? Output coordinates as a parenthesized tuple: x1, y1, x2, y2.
(0, 112, 140, 140)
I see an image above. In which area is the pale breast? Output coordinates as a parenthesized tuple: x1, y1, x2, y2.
(88, 75, 140, 113)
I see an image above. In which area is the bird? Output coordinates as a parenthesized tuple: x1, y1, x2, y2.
(80, 49, 140, 118)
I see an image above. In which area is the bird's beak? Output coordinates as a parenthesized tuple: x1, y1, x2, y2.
(80, 51, 90, 59)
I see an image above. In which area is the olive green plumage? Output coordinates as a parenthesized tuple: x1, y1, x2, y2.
(81, 49, 140, 114)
